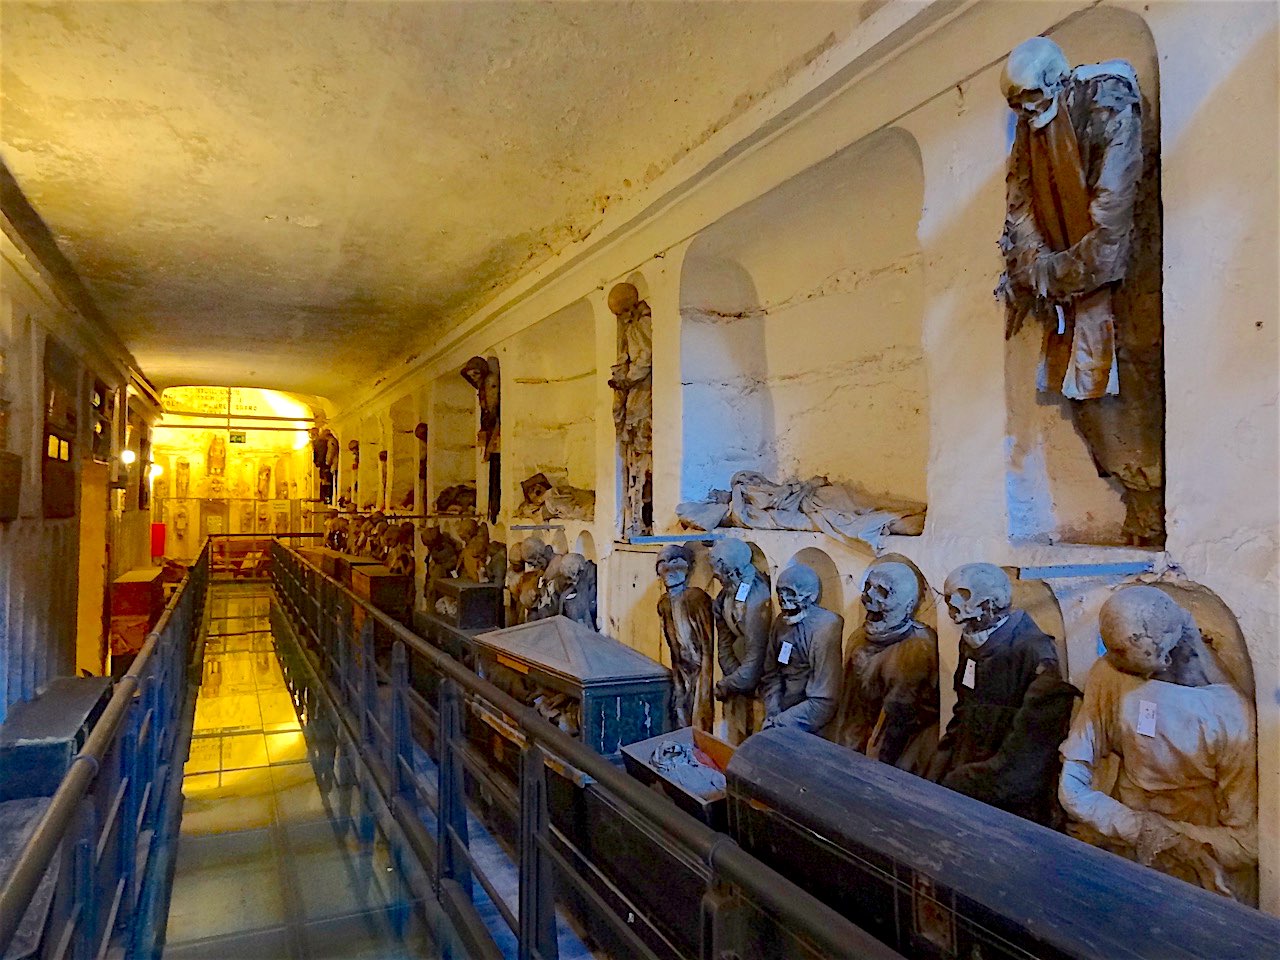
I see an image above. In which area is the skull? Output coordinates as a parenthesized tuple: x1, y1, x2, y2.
(521, 536, 553, 572)
(710, 539, 753, 588)
(655, 544, 694, 591)
(1099, 586, 1191, 679)
(1001, 36, 1070, 130)
(861, 561, 920, 635)
(776, 564, 821, 625)
(607, 282, 639, 317)
(944, 563, 1012, 632)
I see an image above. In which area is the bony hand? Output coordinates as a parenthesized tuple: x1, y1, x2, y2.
(1134, 812, 1181, 865)
(713, 679, 729, 701)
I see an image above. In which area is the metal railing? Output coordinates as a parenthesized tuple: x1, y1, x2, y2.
(0, 541, 209, 960)
(270, 539, 902, 960)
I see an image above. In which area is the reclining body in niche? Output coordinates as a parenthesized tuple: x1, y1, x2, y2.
(678, 471, 925, 552)
(516, 471, 595, 522)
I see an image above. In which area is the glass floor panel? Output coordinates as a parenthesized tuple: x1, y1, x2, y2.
(164, 583, 434, 960)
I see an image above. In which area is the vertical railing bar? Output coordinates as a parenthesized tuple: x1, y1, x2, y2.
(518, 745, 558, 960)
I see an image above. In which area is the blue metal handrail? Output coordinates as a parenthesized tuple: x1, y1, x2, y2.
(270, 538, 903, 960)
(0, 541, 209, 960)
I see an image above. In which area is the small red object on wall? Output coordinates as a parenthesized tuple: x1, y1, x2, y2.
(150, 522, 166, 559)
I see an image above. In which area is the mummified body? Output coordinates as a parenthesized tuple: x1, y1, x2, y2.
(928, 563, 1077, 826)
(760, 564, 843, 736)
(1060, 586, 1257, 902)
(832, 562, 938, 774)
(656, 545, 714, 732)
(998, 37, 1164, 545)
(710, 539, 770, 745)
(607, 283, 653, 537)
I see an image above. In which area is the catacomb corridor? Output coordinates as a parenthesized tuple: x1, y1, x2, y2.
(1, 2, 1278, 959)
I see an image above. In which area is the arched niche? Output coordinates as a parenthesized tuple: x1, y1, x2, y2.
(678, 127, 928, 509)
(504, 298, 596, 515)
(388, 392, 416, 511)
(788, 546, 843, 616)
(1149, 580, 1253, 700)
(1005, 569, 1070, 676)
(429, 368, 476, 511)
(356, 414, 380, 510)
(573, 530, 597, 563)
(549, 528, 570, 555)
(1003, 7, 1162, 546)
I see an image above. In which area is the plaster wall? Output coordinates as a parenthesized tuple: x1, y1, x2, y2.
(331, 0, 1278, 911)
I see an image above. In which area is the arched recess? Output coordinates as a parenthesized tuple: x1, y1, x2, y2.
(388, 392, 416, 510)
(1005, 570, 1069, 675)
(678, 127, 928, 508)
(789, 546, 843, 617)
(505, 298, 596, 516)
(1149, 581, 1254, 700)
(429, 369, 476, 511)
(573, 530, 597, 563)
(1003, 7, 1162, 546)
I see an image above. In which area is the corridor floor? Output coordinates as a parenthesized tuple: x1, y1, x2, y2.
(163, 582, 431, 959)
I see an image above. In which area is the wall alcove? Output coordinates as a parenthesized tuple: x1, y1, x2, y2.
(504, 298, 596, 517)
(678, 127, 928, 512)
(788, 546, 843, 620)
(1003, 7, 1162, 547)
(388, 392, 416, 510)
(429, 368, 476, 510)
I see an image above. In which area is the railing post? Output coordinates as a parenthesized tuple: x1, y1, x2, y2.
(391, 641, 411, 799)
(71, 815, 97, 960)
(359, 620, 376, 747)
(518, 745, 557, 960)
(700, 875, 748, 960)
(436, 678, 471, 896)
(116, 705, 141, 928)
(335, 624, 350, 707)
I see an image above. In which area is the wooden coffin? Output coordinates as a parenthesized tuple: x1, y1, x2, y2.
(621, 726, 731, 830)
(726, 727, 1280, 960)
(431, 577, 502, 632)
(472, 615, 670, 756)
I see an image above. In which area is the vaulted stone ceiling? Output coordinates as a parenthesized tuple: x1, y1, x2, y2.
(1, 1, 872, 404)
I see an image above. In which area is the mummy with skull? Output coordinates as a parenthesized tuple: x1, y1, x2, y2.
(759, 564, 844, 735)
(928, 563, 1074, 826)
(710, 539, 771, 745)
(1060, 586, 1257, 901)
(832, 561, 939, 773)
(656, 545, 715, 731)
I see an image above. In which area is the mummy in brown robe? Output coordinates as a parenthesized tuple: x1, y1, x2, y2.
(998, 36, 1164, 545)
(656, 545, 714, 732)
(832, 562, 938, 775)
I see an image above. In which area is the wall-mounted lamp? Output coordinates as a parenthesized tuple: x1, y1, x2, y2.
(120, 449, 137, 466)
(149, 463, 163, 479)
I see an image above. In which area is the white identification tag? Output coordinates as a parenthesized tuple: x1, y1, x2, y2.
(1137, 700, 1158, 737)
(962, 660, 976, 689)
(734, 581, 750, 602)
(778, 641, 793, 665)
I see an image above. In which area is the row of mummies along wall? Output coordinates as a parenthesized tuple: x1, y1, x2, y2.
(327, 2, 1278, 911)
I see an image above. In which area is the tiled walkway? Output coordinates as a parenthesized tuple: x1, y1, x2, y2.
(164, 583, 431, 959)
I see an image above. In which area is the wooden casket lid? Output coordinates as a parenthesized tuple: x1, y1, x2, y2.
(475, 615, 668, 686)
